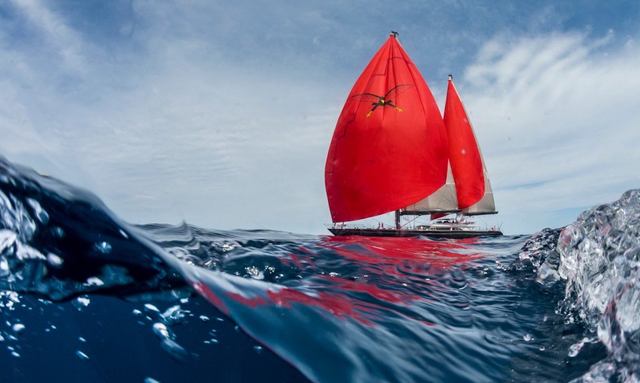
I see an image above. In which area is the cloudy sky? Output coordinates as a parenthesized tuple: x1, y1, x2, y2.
(1, 0, 639, 234)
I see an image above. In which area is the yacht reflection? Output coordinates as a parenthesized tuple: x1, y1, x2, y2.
(192, 236, 482, 326)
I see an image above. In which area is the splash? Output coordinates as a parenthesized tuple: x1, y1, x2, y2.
(511, 190, 640, 382)
(557, 190, 640, 381)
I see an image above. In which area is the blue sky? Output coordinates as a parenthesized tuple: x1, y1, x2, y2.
(1, 0, 639, 234)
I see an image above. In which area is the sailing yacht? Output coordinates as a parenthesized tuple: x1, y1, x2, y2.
(325, 33, 501, 238)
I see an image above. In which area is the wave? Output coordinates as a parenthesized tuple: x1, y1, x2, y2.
(514, 190, 640, 382)
(558, 190, 640, 382)
(0, 158, 181, 300)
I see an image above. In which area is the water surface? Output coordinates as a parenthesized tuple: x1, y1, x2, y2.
(1, 157, 637, 382)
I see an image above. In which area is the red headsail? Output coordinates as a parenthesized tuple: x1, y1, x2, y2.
(444, 77, 485, 209)
(325, 35, 448, 222)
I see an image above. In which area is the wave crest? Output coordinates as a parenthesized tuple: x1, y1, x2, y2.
(557, 190, 640, 380)
(0, 157, 177, 300)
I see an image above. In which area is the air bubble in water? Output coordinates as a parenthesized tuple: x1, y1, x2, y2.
(568, 337, 594, 358)
(152, 323, 170, 339)
(51, 227, 65, 238)
(85, 277, 104, 287)
(75, 297, 91, 307)
(246, 266, 264, 280)
(160, 338, 187, 360)
(152, 322, 188, 361)
(144, 304, 159, 312)
(95, 241, 112, 254)
(161, 305, 185, 324)
(76, 350, 89, 360)
(221, 242, 237, 252)
(47, 253, 63, 267)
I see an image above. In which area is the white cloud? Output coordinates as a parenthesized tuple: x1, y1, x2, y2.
(461, 32, 640, 233)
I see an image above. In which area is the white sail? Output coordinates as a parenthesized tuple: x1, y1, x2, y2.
(462, 165, 496, 215)
(404, 162, 459, 213)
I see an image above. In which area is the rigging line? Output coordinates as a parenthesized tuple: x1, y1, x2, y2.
(400, 214, 421, 229)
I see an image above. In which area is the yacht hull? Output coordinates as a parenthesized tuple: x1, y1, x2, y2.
(328, 228, 502, 238)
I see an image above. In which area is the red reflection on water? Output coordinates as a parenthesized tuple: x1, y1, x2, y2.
(194, 236, 482, 327)
(320, 276, 408, 303)
(193, 280, 375, 325)
(267, 287, 374, 325)
(321, 235, 481, 275)
(226, 291, 267, 307)
(281, 246, 312, 269)
(193, 280, 229, 315)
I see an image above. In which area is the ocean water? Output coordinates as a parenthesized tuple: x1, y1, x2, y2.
(1, 156, 638, 382)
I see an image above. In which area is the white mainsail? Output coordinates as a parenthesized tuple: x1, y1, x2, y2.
(404, 162, 459, 213)
(461, 164, 496, 215)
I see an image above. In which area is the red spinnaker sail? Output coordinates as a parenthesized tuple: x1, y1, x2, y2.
(444, 78, 485, 209)
(325, 35, 448, 222)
